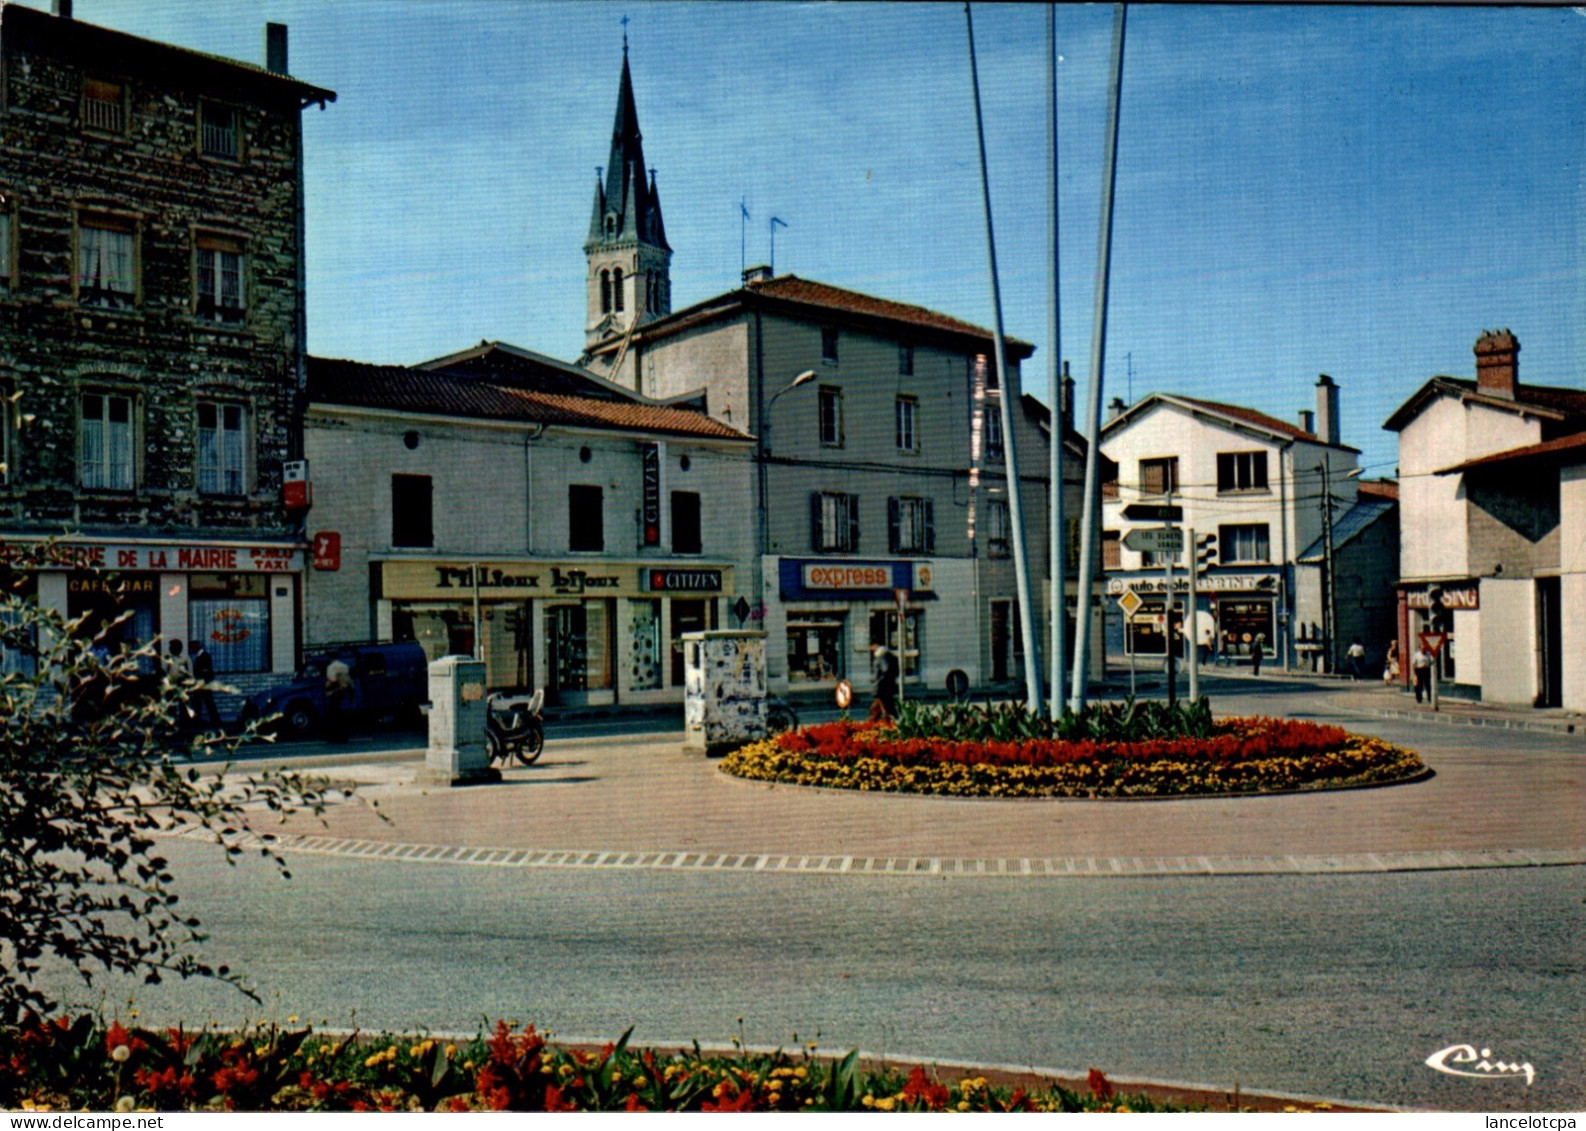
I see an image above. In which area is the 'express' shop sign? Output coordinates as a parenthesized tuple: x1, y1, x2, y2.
(780, 559, 935, 601)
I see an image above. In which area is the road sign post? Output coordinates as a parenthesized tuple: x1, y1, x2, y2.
(1418, 631, 1447, 712)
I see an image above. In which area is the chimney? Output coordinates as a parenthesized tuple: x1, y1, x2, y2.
(266, 23, 291, 74)
(1106, 396, 1127, 423)
(1315, 373, 1340, 445)
(1298, 409, 1315, 435)
(1060, 359, 1075, 434)
(1474, 329, 1519, 400)
(742, 264, 772, 286)
(52, 0, 72, 18)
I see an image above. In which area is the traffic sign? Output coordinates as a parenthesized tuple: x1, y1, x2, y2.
(1418, 631, 1446, 657)
(1122, 503, 1183, 522)
(1122, 526, 1184, 554)
(1115, 587, 1143, 618)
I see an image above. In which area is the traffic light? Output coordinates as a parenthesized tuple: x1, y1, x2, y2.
(1196, 533, 1218, 571)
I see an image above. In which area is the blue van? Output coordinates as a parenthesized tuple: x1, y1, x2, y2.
(239, 640, 428, 737)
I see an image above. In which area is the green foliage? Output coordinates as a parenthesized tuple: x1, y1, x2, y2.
(2, 1015, 1209, 1113)
(0, 550, 352, 1024)
(892, 695, 1215, 745)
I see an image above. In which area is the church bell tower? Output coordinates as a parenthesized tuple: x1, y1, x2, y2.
(584, 40, 671, 351)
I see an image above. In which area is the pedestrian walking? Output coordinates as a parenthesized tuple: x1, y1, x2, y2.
(164, 638, 195, 732)
(1411, 644, 1433, 704)
(1198, 621, 1215, 667)
(868, 644, 900, 723)
(1250, 634, 1265, 676)
(188, 638, 223, 731)
(323, 649, 355, 742)
(1346, 639, 1366, 681)
(1383, 639, 1400, 684)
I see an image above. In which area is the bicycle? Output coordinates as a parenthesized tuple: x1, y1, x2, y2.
(486, 689, 545, 767)
(765, 694, 799, 735)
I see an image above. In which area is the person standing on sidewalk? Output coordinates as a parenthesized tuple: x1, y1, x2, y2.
(1345, 639, 1366, 681)
(868, 644, 900, 722)
(1411, 644, 1433, 704)
(1250, 634, 1265, 676)
(188, 638, 223, 732)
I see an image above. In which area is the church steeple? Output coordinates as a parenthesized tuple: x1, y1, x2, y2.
(584, 40, 671, 353)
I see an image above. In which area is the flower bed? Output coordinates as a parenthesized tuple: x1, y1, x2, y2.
(720, 717, 1425, 798)
(0, 1015, 1201, 1113)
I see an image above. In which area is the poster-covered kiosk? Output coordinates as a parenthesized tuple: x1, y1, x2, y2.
(681, 630, 767, 756)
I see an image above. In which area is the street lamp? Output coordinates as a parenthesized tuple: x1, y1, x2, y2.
(1318, 462, 1364, 673)
(758, 370, 818, 614)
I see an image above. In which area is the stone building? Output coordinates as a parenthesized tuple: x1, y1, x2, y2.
(1386, 330, 1586, 704)
(0, 3, 332, 683)
(303, 348, 756, 706)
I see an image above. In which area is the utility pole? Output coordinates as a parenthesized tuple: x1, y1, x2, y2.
(1319, 461, 1337, 674)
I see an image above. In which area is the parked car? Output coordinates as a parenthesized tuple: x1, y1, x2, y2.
(239, 641, 428, 738)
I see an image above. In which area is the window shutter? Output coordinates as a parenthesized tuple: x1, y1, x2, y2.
(810, 492, 823, 551)
(887, 497, 900, 554)
(923, 499, 935, 554)
(847, 494, 861, 552)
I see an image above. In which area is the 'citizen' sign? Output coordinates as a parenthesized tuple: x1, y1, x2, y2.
(640, 442, 661, 547)
(646, 568, 722, 592)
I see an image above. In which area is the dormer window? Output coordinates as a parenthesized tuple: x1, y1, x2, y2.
(81, 78, 125, 134)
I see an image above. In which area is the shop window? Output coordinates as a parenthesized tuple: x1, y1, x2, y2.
(985, 499, 1009, 559)
(672, 490, 702, 554)
(1140, 456, 1178, 497)
(628, 599, 663, 690)
(199, 101, 239, 160)
(811, 491, 859, 553)
(889, 496, 934, 555)
(1218, 523, 1270, 564)
(189, 573, 269, 673)
(868, 609, 920, 677)
(195, 233, 245, 323)
(818, 386, 843, 447)
(895, 396, 918, 452)
(79, 391, 135, 491)
(391, 474, 433, 548)
(786, 612, 845, 684)
(197, 401, 247, 496)
(77, 213, 137, 308)
(67, 573, 158, 670)
(81, 78, 125, 134)
(569, 484, 604, 551)
(1217, 450, 1268, 493)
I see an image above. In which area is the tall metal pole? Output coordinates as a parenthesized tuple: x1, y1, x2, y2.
(1187, 524, 1200, 703)
(966, 1, 1043, 710)
(1320, 461, 1337, 674)
(1046, 3, 1066, 719)
(1068, 2, 1127, 712)
(1163, 493, 1176, 709)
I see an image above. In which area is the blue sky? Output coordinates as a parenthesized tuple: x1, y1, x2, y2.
(27, 1, 1586, 477)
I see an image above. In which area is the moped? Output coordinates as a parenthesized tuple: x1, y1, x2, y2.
(486, 689, 544, 766)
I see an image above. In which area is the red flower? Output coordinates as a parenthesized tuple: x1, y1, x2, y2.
(624, 1094, 648, 1112)
(701, 1082, 758, 1112)
(544, 1084, 576, 1113)
(901, 1065, 949, 1110)
(1087, 1068, 1114, 1102)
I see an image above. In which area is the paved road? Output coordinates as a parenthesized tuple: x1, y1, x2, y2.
(63, 676, 1580, 1112)
(41, 840, 1584, 1112)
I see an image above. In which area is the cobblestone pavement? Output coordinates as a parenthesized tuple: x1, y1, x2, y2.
(221, 682, 1586, 877)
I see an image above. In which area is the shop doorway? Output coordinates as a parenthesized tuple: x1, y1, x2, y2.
(545, 604, 588, 703)
(670, 598, 715, 686)
(990, 600, 1015, 683)
(868, 608, 920, 676)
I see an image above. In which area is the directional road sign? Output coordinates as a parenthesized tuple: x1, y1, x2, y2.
(1122, 526, 1184, 554)
(1121, 503, 1183, 522)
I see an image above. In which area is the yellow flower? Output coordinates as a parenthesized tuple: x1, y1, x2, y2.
(445, 1044, 458, 1059)
(861, 1094, 875, 1107)
(560, 1064, 574, 1078)
(287, 1015, 298, 1024)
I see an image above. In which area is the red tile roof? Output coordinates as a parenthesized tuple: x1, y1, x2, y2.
(1173, 396, 1319, 442)
(307, 357, 750, 442)
(1436, 430, 1586, 475)
(1357, 478, 1399, 501)
(1384, 377, 1586, 432)
(748, 275, 1033, 354)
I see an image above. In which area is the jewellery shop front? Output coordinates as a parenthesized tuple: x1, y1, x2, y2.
(376, 559, 734, 707)
(0, 535, 303, 681)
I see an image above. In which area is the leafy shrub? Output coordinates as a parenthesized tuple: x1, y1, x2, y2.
(0, 550, 355, 1023)
(892, 696, 1215, 745)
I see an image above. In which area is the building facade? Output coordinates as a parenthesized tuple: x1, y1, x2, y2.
(1099, 378, 1364, 669)
(0, 4, 333, 684)
(303, 350, 755, 706)
(584, 268, 1082, 696)
(1386, 330, 1586, 705)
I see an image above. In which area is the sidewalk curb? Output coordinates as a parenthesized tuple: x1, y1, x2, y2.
(1335, 703, 1585, 737)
